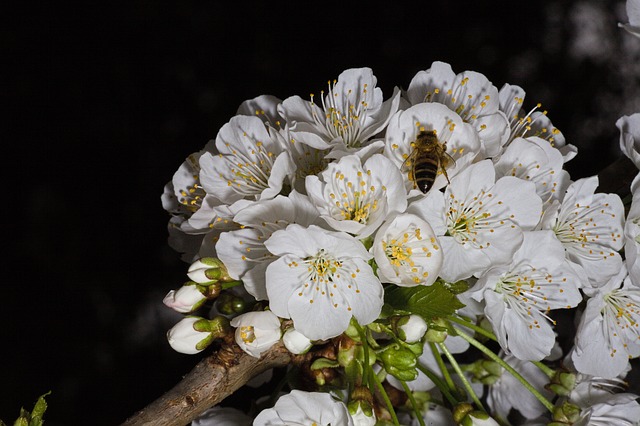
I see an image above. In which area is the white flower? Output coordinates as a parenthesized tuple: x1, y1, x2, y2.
(572, 268, 640, 378)
(405, 61, 510, 157)
(619, 0, 640, 38)
(191, 406, 252, 426)
(409, 160, 542, 282)
(498, 83, 577, 162)
(625, 172, 640, 285)
(383, 102, 481, 195)
(163, 284, 206, 314)
(230, 310, 282, 358)
(617, 113, 640, 170)
(216, 191, 321, 300)
(282, 327, 313, 354)
(493, 136, 570, 206)
(470, 231, 582, 361)
(306, 154, 407, 238)
(253, 390, 355, 426)
(264, 224, 383, 340)
(575, 393, 640, 426)
(372, 213, 443, 286)
(278, 68, 400, 151)
(166, 317, 212, 355)
(199, 115, 295, 204)
(540, 176, 625, 288)
(485, 353, 554, 420)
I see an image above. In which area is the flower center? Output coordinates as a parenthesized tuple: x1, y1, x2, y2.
(602, 288, 640, 357)
(239, 326, 256, 344)
(223, 138, 276, 196)
(423, 78, 492, 124)
(310, 79, 370, 148)
(329, 170, 381, 225)
(495, 270, 556, 327)
(446, 191, 494, 249)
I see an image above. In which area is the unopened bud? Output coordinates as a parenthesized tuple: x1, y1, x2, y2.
(163, 283, 207, 313)
(380, 343, 418, 381)
(425, 318, 448, 343)
(467, 360, 503, 385)
(167, 316, 217, 354)
(551, 401, 581, 424)
(187, 257, 230, 284)
(348, 402, 375, 426)
(283, 327, 313, 354)
(394, 315, 428, 343)
(216, 292, 247, 315)
(547, 370, 576, 397)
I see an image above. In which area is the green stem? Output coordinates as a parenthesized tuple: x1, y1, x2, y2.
(400, 380, 426, 426)
(371, 370, 400, 426)
(429, 342, 457, 392)
(416, 364, 458, 407)
(353, 321, 371, 388)
(220, 280, 242, 290)
(438, 342, 485, 411)
(453, 326, 555, 413)
(533, 361, 555, 378)
(446, 315, 497, 341)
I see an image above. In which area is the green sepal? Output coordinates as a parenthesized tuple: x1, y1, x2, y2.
(384, 281, 465, 320)
(310, 358, 340, 370)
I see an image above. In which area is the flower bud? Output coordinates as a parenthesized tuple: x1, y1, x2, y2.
(187, 257, 230, 284)
(425, 318, 448, 343)
(467, 360, 503, 385)
(348, 402, 376, 426)
(551, 401, 581, 424)
(163, 283, 207, 313)
(216, 292, 247, 315)
(394, 315, 428, 343)
(547, 370, 576, 397)
(167, 316, 216, 354)
(283, 327, 313, 354)
(380, 343, 418, 381)
(459, 410, 500, 426)
(230, 310, 282, 358)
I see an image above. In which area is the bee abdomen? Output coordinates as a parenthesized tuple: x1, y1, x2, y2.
(414, 158, 440, 193)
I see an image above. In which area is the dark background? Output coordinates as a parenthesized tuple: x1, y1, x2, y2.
(4, 1, 639, 424)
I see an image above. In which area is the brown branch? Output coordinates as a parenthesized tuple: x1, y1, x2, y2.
(120, 340, 293, 426)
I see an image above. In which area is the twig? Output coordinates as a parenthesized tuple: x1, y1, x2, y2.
(120, 339, 293, 426)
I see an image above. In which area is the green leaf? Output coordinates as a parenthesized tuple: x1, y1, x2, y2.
(442, 279, 469, 295)
(384, 282, 465, 320)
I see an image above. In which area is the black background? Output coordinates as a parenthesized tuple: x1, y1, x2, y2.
(4, 1, 639, 424)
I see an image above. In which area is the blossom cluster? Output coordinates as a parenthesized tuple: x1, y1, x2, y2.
(160, 59, 640, 425)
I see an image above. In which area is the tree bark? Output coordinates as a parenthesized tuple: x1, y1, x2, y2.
(120, 340, 293, 426)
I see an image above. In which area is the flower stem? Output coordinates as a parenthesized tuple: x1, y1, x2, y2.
(354, 321, 372, 388)
(446, 315, 497, 341)
(371, 369, 400, 426)
(453, 326, 555, 413)
(416, 364, 458, 407)
(400, 380, 426, 426)
(533, 361, 555, 378)
(437, 342, 485, 411)
(428, 342, 457, 392)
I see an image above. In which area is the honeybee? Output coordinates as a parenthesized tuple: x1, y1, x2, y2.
(403, 130, 455, 193)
